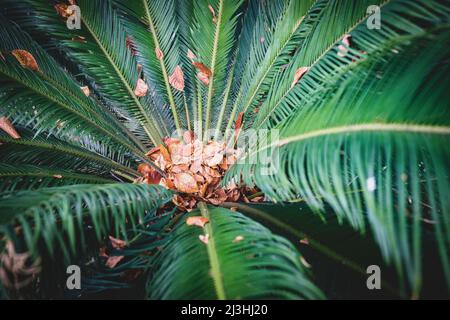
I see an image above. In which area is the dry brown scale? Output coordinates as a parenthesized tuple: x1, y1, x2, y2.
(135, 131, 264, 211)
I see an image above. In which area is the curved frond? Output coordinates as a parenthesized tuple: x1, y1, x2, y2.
(226, 27, 450, 295)
(147, 205, 323, 299)
(0, 184, 172, 260)
(0, 164, 112, 193)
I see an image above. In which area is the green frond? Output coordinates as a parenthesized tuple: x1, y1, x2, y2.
(0, 17, 148, 155)
(253, 0, 450, 130)
(0, 129, 139, 180)
(0, 184, 173, 261)
(223, 0, 314, 137)
(147, 205, 324, 299)
(226, 27, 450, 295)
(191, 0, 243, 138)
(74, 210, 175, 297)
(13, 0, 165, 145)
(0, 164, 112, 193)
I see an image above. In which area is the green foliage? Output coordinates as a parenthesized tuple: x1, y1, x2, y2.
(0, 184, 172, 260)
(0, 0, 449, 299)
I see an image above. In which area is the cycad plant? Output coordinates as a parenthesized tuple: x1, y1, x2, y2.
(0, 0, 449, 300)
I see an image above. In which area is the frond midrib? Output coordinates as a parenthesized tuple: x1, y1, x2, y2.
(81, 15, 163, 146)
(204, 0, 225, 138)
(245, 123, 450, 160)
(0, 135, 138, 177)
(0, 167, 113, 183)
(141, 0, 182, 132)
(199, 202, 226, 300)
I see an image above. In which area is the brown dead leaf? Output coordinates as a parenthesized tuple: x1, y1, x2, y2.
(197, 72, 210, 86)
(187, 49, 197, 62)
(186, 216, 209, 228)
(105, 255, 124, 268)
(138, 163, 162, 184)
(54, 3, 70, 18)
(145, 146, 161, 160)
(155, 47, 164, 60)
(126, 36, 137, 56)
(134, 78, 148, 97)
(0, 116, 20, 139)
(159, 144, 171, 162)
(169, 65, 185, 91)
(0, 241, 41, 290)
(109, 235, 126, 249)
(235, 112, 244, 133)
(173, 172, 198, 193)
(99, 247, 108, 258)
(144, 170, 162, 184)
(193, 62, 212, 78)
(11, 49, 39, 71)
(337, 34, 351, 57)
(183, 131, 196, 144)
(80, 86, 90, 96)
(291, 66, 310, 88)
(199, 234, 209, 244)
(138, 163, 153, 175)
(71, 36, 86, 43)
(300, 238, 309, 245)
(136, 130, 263, 211)
(208, 4, 217, 24)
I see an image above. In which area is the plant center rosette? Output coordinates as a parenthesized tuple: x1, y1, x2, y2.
(135, 131, 263, 211)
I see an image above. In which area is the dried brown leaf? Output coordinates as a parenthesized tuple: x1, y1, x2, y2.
(54, 3, 70, 18)
(105, 255, 124, 268)
(109, 235, 126, 249)
(0, 116, 20, 139)
(199, 234, 209, 244)
(155, 47, 164, 60)
(193, 61, 212, 78)
(173, 172, 199, 193)
(80, 86, 90, 96)
(186, 216, 209, 228)
(134, 78, 148, 97)
(169, 65, 185, 91)
(291, 66, 310, 88)
(197, 72, 210, 86)
(187, 49, 197, 62)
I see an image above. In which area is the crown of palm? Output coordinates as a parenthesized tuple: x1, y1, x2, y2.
(0, 0, 449, 299)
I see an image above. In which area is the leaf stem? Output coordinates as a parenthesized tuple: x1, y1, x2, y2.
(204, 0, 224, 141)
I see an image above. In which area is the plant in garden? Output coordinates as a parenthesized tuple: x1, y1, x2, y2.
(0, 0, 449, 299)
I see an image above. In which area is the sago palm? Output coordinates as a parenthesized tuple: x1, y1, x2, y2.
(0, 0, 449, 300)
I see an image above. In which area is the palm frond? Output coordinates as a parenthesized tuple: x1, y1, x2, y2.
(0, 184, 172, 261)
(0, 17, 148, 155)
(253, 0, 450, 130)
(9, 0, 165, 145)
(223, 0, 315, 137)
(0, 164, 112, 193)
(147, 204, 324, 299)
(226, 26, 450, 295)
(191, 0, 243, 138)
(0, 129, 139, 181)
